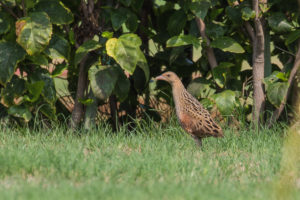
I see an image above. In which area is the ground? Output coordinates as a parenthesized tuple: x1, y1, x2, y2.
(0, 122, 299, 200)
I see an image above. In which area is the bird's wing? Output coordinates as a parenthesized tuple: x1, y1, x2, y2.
(182, 92, 223, 138)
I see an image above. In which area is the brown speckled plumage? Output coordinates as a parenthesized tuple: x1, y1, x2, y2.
(156, 71, 223, 146)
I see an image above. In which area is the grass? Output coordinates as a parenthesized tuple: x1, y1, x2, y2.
(0, 121, 299, 200)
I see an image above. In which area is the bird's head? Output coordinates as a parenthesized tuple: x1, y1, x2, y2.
(155, 71, 181, 85)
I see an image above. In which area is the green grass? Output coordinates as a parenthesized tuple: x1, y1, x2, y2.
(0, 122, 299, 200)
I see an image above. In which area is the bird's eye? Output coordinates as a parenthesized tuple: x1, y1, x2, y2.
(166, 74, 170, 77)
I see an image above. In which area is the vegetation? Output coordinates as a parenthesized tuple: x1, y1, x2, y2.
(0, 123, 299, 200)
(0, 0, 300, 129)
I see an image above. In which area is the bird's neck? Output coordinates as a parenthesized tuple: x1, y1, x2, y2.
(171, 81, 186, 113)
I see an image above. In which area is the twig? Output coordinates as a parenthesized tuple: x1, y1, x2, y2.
(195, 17, 218, 69)
(21, 0, 26, 16)
(268, 39, 300, 126)
(0, 0, 18, 19)
(274, 45, 295, 57)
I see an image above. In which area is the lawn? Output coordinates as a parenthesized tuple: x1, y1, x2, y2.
(0, 122, 299, 200)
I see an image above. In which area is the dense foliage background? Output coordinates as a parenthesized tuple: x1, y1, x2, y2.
(0, 0, 300, 130)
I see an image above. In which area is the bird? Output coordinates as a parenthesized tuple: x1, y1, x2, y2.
(155, 71, 223, 146)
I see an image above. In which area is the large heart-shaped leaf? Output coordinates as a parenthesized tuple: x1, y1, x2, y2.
(189, 0, 211, 19)
(16, 12, 52, 55)
(45, 34, 70, 61)
(212, 90, 236, 115)
(74, 40, 101, 65)
(88, 65, 119, 100)
(211, 36, 245, 53)
(0, 41, 26, 85)
(266, 82, 289, 108)
(106, 33, 149, 80)
(35, 0, 74, 25)
(268, 13, 293, 33)
(166, 35, 201, 48)
(8, 105, 32, 122)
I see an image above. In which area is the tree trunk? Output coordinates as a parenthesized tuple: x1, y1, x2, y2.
(109, 95, 119, 131)
(268, 40, 300, 126)
(252, 0, 265, 126)
(195, 18, 218, 69)
(70, 56, 88, 129)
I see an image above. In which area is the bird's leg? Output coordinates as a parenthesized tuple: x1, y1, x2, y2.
(192, 135, 202, 147)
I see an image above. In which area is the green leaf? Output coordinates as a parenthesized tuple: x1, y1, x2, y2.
(126, 11, 138, 32)
(285, 30, 300, 45)
(1, 76, 26, 106)
(212, 90, 236, 115)
(120, 0, 132, 6)
(111, 8, 129, 31)
(30, 72, 56, 103)
(205, 23, 226, 39)
(28, 54, 48, 66)
(16, 0, 38, 9)
(167, 10, 187, 36)
(131, 0, 144, 12)
(24, 81, 45, 102)
(16, 12, 52, 55)
(74, 40, 101, 65)
(189, 0, 211, 19)
(8, 105, 32, 122)
(241, 7, 255, 21)
(0, 42, 26, 85)
(266, 82, 289, 108)
(78, 98, 94, 105)
(225, 6, 242, 24)
(0, 11, 11, 34)
(212, 62, 235, 88)
(114, 69, 130, 101)
(166, 35, 200, 48)
(102, 31, 114, 39)
(211, 36, 245, 53)
(263, 71, 288, 90)
(39, 103, 57, 121)
(268, 13, 293, 33)
(45, 34, 70, 61)
(88, 65, 118, 100)
(187, 78, 216, 99)
(51, 64, 67, 78)
(35, 0, 74, 25)
(106, 34, 146, 76)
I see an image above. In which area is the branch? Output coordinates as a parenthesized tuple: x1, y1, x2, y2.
(0, 0, 18, 19)
(195, 17, 218, 69)
(245, 21, 255, 42)
(21, 0, 26, 16)
(268, 40, 300, 126)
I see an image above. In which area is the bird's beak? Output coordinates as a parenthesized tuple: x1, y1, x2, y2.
(155, 75, 166, 81)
